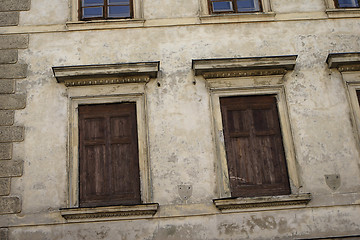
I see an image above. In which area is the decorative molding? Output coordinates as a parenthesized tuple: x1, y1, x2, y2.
(63, 76, 150, 87)
(61, 203, 159, 222)
(202, 69, 287, 79)
(213, 194, 311, 211)
(327, 52, 360, 71)
(52, 62, 160, 87)
(192, 55, 297, 78)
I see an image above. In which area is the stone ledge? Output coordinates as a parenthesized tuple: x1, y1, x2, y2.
(0, 50, 17, 64)
(213, 193, 311, 212)
(60, 203, 159, 222)
(52, 62, 160, 87)
(0, 0, 31, 11)
(0, 12, 19, 27)
(0, 143, 12, 159)
(0, 35, 28, 50)
(0, 94, 26, 110)
(0, 178, 10, 196)
(0, 196, 21, 214)
(192, 55, 297, 78)
(0, 160, 23, 177)
(0, 126, 24, 142)
(327, 52, 360, 72)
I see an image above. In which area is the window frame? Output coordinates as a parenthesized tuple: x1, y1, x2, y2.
(52, 62, 160, 210)
(68, 93, 151, 208)
(70, 0, 142, 22)
(210, 87, 298, 198)
(192, 56, 301, 200)
(79, 0, 134, 21)
(200, 0, 271, 16)
(208, 0, 263, 15)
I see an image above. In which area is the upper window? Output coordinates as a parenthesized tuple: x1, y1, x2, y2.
(208, 0, 262, 14)
(80, 0, 133, 20)
(334, 0, 359, 8)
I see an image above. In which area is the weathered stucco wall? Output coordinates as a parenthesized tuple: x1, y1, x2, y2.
(1, 0, 360, 239)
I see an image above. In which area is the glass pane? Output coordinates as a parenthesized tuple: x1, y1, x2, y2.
(108, 6, 131, 17)
(83, 7, 103, 18)
(82, 0, 104, 7)
(108, 0, 130, 5)
(212, 1, 233, 12)
(337, 0, 359, 7)
(237, 0, 260, 12)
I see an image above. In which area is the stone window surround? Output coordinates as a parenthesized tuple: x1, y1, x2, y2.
(193, 55, 311, 211)
(327, 52, 360, 149)
(325, 0, 360, 18)
(52, 62, 159, 221)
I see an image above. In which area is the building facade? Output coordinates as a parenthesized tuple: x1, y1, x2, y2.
(0, 0, 360, 239)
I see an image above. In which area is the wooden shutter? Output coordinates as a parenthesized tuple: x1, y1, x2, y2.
(78, 103, 141, 207)
(220, 95, 290, 197)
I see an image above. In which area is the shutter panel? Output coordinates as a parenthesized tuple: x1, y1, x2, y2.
(220, 95, 290, 197)
(79, 103, 141, 207)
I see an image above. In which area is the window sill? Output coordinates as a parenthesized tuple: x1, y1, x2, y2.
(213, 194, 311, 213)
(326, 8, 360, 18)
(66, 18, 145, 31)
(60, 203, 159, 222)
(199, 12, 275, 24)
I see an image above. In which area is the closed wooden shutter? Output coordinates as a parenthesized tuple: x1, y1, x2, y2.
(78, 103, 141, 207)
(220, 95, 290, 197)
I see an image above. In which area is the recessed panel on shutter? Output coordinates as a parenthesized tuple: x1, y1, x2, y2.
(220, 95, 291, 197)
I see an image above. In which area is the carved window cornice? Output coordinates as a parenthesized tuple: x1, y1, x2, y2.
(327, 52, 360, 72)
(52, 62, 160, 87)
(192, 55, 297, 79)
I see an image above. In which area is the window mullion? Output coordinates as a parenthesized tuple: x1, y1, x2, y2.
(233, 0, 238, 13)
(104, 0, 107, 19)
